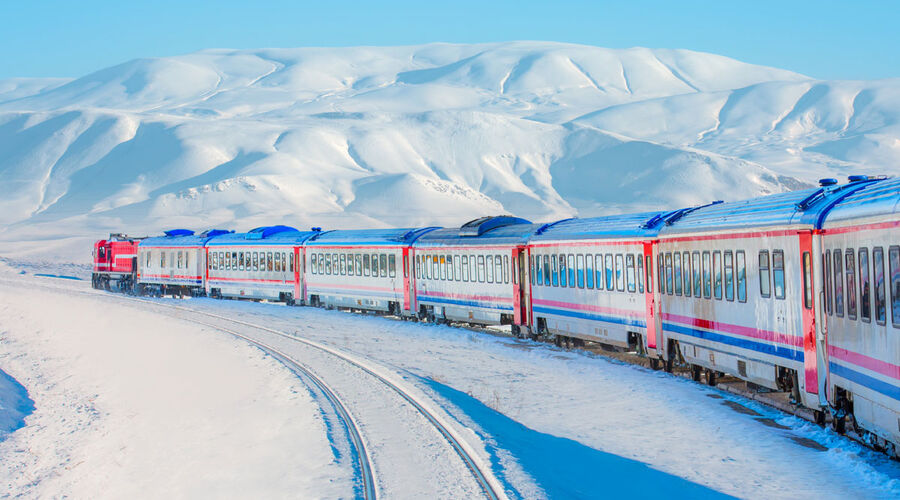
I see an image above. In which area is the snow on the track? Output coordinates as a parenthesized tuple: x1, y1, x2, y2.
(181, 295, 900, 499)
(0, 269, 352, 498)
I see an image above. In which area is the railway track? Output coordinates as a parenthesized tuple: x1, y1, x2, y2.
(5, 276, 505, 499)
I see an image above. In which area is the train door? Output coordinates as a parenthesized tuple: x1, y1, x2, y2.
(798, 231, 823, 404)
(293, 247, 307, 304)
(404, 247, 415, 314)
(642, 241, 661, 355)
(512, 246, 531, 327)
(401, 247, 415, 312)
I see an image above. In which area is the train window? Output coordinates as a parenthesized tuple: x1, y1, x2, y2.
(250, 252, 256, 272)
(503, 255, 510, 284)
(146, 251, 152, 268)
(530, 255, 536, 285)
(380, 254, 387, 278)
(713, 251, 723, 300)
(759, 251, 771, 298)
(246, 252, 253, 272)
(565, 254, 573, 288)
(772, 250, 785, 300)
(702, 251, 712, 298)
(317, 253, 324, 274)
(454, 255, 461, 281)
(606, 254, 615, 291)
(551, 255, 559, 286)
(626, 254, 636, 292)
(343, 253, 352, 275)
(681, 252, 690, 297)
(595, 254, 603, 290)
(269, 253, 275, 272)
(337, 254, 344, 275)
(665, 253, 673, 295)
(890, 246, 899, 328)
(802, 252, 812, 309)
(691, 252, 701, 298)
(615, 254, 625, 292)
(496, 255, 504, 284)
(736, 251, 747, 303)
(576, 254, 585, 288)
(673, 253, 682, 296)
(859, 248, 871, 322)
(238, 252, 244, 271)
(266, 252, 273, 272)
(282, 253, 287, 274)
(874, 247, 886, 325)
(486, 255, 495, 283)
(845, 249, 857, 319)
(415, 256, 421, 279)
(658, 254, 665, 294)
(233, 252, 239, 271)
(389, 254, 396, 278)
(425, 256, 431, 280)
(544, 255, 551, 286)
(534, 255, 542, 286)
(824, 251, 832, 314)
(558, 254, 567, 287)
(470, 255, 477, 282)
(725, 251, 734, 302)
(370, 254, 378, 277)
(175, 251, 181, 269)
(222, 252, 228, 271)
(324, 253, 331, 275)
(478, 255, 486, 283)
(439, 255, 446, 280)
(646, 255, 653, 294)
(586, 254, 594, 289)
(355, 254, 362, 276)
(461, 255, 469, 282)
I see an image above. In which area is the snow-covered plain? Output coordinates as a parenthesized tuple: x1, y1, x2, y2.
(0, 265, 353, 498)
(2, 268, 898, 498)
(0, 42, 898, 262)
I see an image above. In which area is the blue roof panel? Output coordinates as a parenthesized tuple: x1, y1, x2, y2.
(304, 227, 439, 246)
(416, 222, 542, 246)
(141, 229, 233, 248)
(528, 211, 673, 241)
(206, 229, 320, 246)
(822, 177, 900, 226)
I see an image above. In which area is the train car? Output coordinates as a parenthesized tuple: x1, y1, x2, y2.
(653, 177, 881, 409)
(92, 234, 142, 291)
(205, 226, 319, 303)
(303, 227, 438, 315)
(819, 176, 900, 452)
(137, 229, 232, 297)
(526, 212, 676, 358)
(412, 216, 540, 333)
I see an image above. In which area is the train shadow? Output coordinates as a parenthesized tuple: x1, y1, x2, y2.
(420, 377, 734, 499)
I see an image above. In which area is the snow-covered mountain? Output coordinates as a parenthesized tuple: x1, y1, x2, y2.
(0, 42, 897, 261)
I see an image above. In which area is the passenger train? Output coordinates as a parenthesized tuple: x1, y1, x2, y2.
(92, 175, 900, 456)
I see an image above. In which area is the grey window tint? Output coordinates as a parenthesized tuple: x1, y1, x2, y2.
(637, 254, 644, 293)
(545, 255, 552, 286)
(859, 248, 870, 322)
(736, 251, 746, 302)
(681, 251, 690, 297)
(606, 254, 614, 291)
(567, 254, 575, 288)
(576, 254, 585, 288)
(758, 251, 771, 298)
(702, 251, 711, 298)
(890, 246, 899, 328)
(874, 247, 886, 324)
(846, 250, 857, 319)
(551, 254, 558, 286)
(773, 250, 785, 300)
(389, 254, 396, 278)
(615, 254, 625, 292)
(626, 254, 636, 292)
(665, 253, 673, 295)
(673, 252, 682, 296)
(559, 254, 567, 287)
(724, 251, 734, 301)
(595, 254, 603, 290)
(713, 251, 723, 300)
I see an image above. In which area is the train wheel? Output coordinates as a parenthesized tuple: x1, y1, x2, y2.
(705, 369, 717, 386)
(691, 365, 702, 382)
(831, 414, 846, 434)
(664, 358, 674, 373)
(649, 358, 660, 370)
(813, 410, 826, 427)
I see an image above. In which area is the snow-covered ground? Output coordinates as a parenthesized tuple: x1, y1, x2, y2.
(0, 265, 353, 498)
(1, 265, 898, 498)
(0, 42, 898, 263)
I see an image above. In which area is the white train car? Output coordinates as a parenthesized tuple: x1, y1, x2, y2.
(205, 226, 318, 303)
(526, 212, 672, 358)
(138, 229, 230, 297)
(303, 228, 438, 316)
(412, 217, 539, 333)
(654, 178, 879, 408)
(819, 176, 900, 452)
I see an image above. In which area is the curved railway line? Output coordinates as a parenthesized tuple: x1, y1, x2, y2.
(6, 276, 505, 500)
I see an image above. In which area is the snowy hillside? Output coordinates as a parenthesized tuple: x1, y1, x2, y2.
(0, 42, 897, 262)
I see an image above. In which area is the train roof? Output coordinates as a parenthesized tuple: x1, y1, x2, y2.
(139, 229, 234, 248)
(821, 176, 900, 227)
(205, 226, 321, 246)
(304, 227, 439, 246)
(415, 216, 542, 247)
(656, 177, 884, 235)
(527, 211, 675, 242)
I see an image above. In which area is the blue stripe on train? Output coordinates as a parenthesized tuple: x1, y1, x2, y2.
(416, 296, 513, 311)
(532, 306, 647, 329)
(830, 362, 900, 402)
(662, 322, 803, 362)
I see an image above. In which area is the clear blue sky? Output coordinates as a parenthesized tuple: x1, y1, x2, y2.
(1, 0, 897, 80)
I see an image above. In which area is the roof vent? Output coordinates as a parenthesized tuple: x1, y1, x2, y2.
(459, 215, 532, 237)
(848, 175, 869, 183)
(202, 229, 233, 238)
(819, 178, 838, 187)
(245, 225, 299, 239)
(164, 229, 195, 237)
(311, 227, 323, 232)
